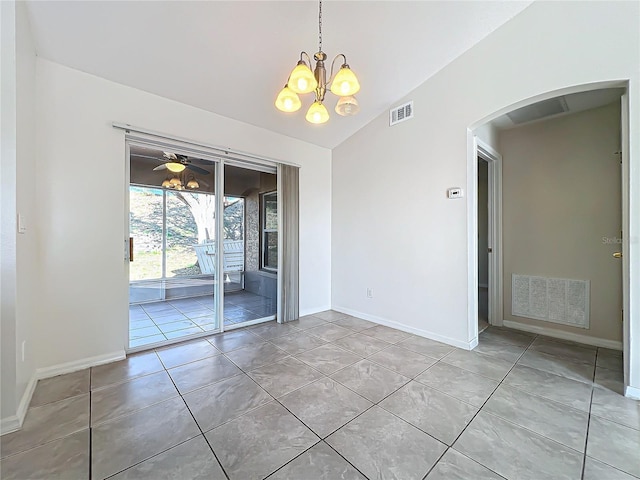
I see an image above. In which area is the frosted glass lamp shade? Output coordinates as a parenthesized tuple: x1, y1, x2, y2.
(275, 85, 302, 112)
(335, 95, 360, 116)
(166, 162, 186, 173)
(288, 62, 318, 94)
(305, 101, 330, 124)
(330, 65, 360, 96)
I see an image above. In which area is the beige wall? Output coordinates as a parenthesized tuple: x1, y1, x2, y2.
(478, 160, 489, 287)
(500, 102, 622, 342)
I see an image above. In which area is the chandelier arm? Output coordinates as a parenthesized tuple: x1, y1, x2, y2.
(328, 54, 347, 86)
(300, 51, 313, 68)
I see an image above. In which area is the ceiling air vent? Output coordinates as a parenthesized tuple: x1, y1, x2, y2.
(507, 96, 569, 124)
(390, 101, 414, 126)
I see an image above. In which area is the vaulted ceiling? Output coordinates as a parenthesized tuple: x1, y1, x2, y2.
(25, 1, 533, 148)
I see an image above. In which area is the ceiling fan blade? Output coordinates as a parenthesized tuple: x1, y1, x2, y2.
(131, 153, 163, 161)
(186, 164, 210, 175)
(153, 164, 168, 171)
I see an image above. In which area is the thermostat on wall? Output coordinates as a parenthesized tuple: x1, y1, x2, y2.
(447, 188, 464, 199)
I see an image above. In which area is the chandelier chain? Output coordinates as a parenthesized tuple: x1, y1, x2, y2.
(318, 0, 322, 53)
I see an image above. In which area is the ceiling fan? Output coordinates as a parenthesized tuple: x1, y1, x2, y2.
(152, 152, 211, 175)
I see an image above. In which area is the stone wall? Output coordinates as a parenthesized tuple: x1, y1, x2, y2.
(245, 190, 260, 272)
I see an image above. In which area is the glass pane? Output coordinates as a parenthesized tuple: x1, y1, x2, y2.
(264, 231, 278, 269)
(165, 191, 207, 277)
(129, 186, 163, 281)
(224, 197, 244, 241)
(129, 146, 220, 350)
(265, 193, 278, 230)
(223, 197, 245, 293)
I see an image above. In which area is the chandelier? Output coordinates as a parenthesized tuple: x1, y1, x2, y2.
(161, 172, 199, 190)
(275, 0, 360, 124)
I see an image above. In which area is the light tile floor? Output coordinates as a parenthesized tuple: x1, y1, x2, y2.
(129, 291, 277, 348)
(2, 312, 638, 480)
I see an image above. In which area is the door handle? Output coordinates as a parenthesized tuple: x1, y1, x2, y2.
(129, 237, 134, 262)
(613, 252, 622, 258)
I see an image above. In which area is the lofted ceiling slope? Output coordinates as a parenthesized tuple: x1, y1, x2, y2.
(26, 1, 533, 149)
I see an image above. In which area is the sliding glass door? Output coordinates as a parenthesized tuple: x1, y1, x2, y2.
(127, 142, 280, 350)
(128, 144, 219, 348)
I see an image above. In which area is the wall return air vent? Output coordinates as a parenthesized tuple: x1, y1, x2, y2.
(390, 101, 414, 126)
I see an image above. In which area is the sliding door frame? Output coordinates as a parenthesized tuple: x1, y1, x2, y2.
(122, 127, 285, 351)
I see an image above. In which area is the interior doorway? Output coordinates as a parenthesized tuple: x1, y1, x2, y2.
(477, 157, 490, 333)
(469, 84, 634, 397)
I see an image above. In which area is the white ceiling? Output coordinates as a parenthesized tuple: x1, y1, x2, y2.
(25, 1, 533, 149)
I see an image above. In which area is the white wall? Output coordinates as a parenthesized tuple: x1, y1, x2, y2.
(1, 0, 19, 425)
(332, 0, 640, 371)
(474, 123, 499, 150)
(34, 59, 331, 370)
(1, 1, 38, 432)
(15, 0, 37, 419)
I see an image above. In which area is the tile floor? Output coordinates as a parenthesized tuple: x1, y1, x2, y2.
(2, 312, 638, 480)
(129, 291, 277, 348)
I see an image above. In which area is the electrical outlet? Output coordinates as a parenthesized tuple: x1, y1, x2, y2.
(366, 288, 373, 298)
(21, 341, 26, 362)
(18, 213, 26, 234)
(447, 187, 464, 199)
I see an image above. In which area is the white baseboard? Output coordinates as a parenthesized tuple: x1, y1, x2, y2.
(1, 350, 125, 436)
(300, 305, 331, 317)
(1, 373, 36, 435)
(35, 350, 126, 380)
(0, 371, 36, 435)
(502, 320, 623, 350)
(625, 385, 640, 400)
(332, 305, 476, 350)
(0, 415, 20, 435)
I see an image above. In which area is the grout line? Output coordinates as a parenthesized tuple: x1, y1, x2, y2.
(87, 387, 92, 480)
(260, 441, 322, 479)
(421, 448, 450, 480)
(443, 332, 536, 456)
(255, 340, 455, 478)
(418, 339, 535, 479)
(101, 436, 200, 480)
(581, 350, 598, 479)
(229, 348, 374, 479)
(163, 360, 232, 480)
